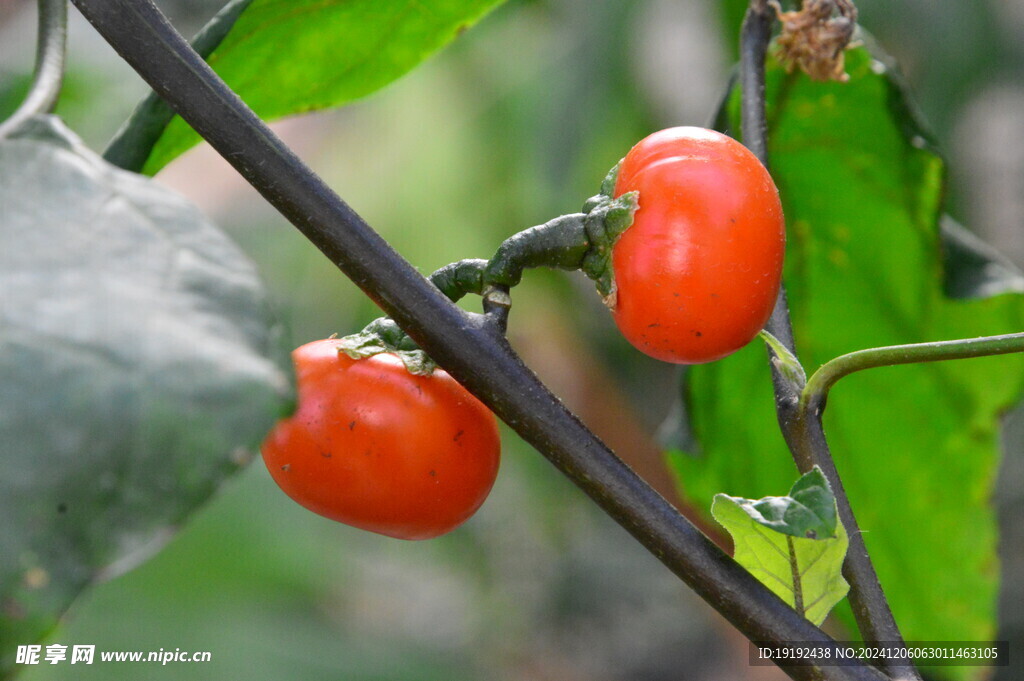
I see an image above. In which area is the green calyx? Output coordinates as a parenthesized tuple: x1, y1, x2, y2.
(581, 160, 622, 213)
(337, 317, 437, 376)
(580, 161, 639, 308)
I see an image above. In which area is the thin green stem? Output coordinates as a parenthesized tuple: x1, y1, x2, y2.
(0, 0, 68, 139)
(800, 332, 1024, 418)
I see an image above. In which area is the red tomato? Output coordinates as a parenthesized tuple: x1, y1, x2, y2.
(261, 340, 501, 540)
(611, 127, 785, 364)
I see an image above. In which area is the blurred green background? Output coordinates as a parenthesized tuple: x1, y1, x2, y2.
(2, 0, 1024, 679)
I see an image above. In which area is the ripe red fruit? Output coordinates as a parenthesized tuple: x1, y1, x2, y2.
(261, 340, 501, 540)
(610, 126, 786, 364)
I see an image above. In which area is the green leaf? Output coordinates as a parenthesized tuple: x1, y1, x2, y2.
(757, 329, 807, 391)
(669, 45, 1024, 660)
(0, 116, 290, 671)
(723, 467, 839, 540)
(103, 0, 256, 172)
(133, 0, 506, 174)
(712, 467, 849, 625)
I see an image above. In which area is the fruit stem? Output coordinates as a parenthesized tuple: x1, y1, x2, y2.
(429, 258, 487, 303)
(481, 212, 590, 331)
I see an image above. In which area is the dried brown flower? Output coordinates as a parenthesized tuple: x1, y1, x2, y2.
(772, 0, 858, 82)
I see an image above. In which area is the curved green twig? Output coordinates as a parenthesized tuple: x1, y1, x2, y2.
(0, 0, 68, 139)
(800, 332, 1024, 417)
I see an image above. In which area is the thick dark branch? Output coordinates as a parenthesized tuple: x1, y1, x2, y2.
(740, 0, 773, 173)
(70, 2, 887, 679)
(740, 4, 919, 680)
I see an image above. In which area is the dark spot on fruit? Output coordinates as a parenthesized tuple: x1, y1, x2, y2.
(647, 323, 661, 328)
(320, 450, 332, 458)
(694, 330, 703, 337)
(57, 503, 67, 514)
(348, 420, 356, 430)
(730, 217, 736, 224)
(281, 464, 291, 472)
(454, 429, 465, 442)
(429, 469, 437, 477)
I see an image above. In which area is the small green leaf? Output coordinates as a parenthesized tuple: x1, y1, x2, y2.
(712, 468, 849, 625)
(758, 329, 807, 391)
(135, 0, 507, 174)
(724, 466, 838, 540)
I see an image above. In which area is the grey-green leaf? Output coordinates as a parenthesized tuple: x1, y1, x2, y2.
(712, 468, 849, 625)
(130, 0, 507, 174)
(0, 116, 290, 671)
